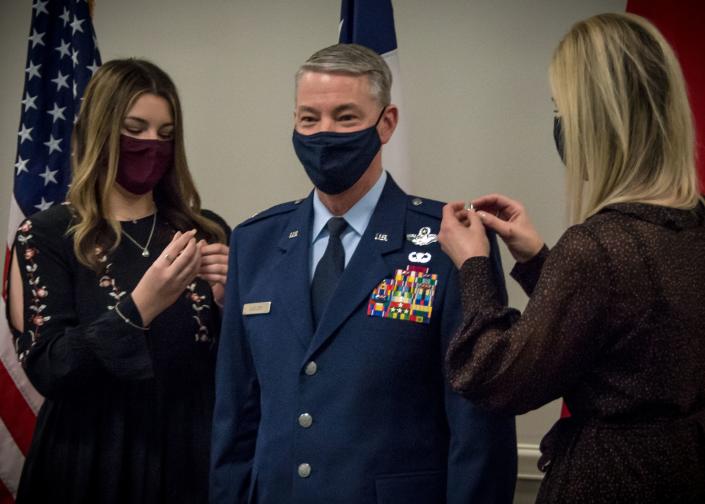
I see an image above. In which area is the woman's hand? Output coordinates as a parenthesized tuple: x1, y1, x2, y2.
(198, 240, 229, 308)
(131, 229, 202, 325)
(439, 201, 490, 269)
(472, 193, 544, 263)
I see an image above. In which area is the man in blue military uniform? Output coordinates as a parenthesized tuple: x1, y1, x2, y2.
(210, 43, 517, 503)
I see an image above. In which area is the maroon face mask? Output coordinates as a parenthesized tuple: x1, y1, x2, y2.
(116, 134, 174, 195)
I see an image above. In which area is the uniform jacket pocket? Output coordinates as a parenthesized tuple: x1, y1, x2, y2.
(375, 469, 445, 504)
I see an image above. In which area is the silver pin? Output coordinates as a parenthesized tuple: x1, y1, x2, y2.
(288, 230, 299, 239)
(408, 251, 432, 263)
(406, 226, 438, 246)
(464, 202, 474, 211)
(374, 233, 388, 242)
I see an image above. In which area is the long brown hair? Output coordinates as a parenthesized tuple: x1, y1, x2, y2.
(68, 58, 225, 271)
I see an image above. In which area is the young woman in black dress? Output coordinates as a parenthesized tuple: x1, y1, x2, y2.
(7, 59, 230, 503)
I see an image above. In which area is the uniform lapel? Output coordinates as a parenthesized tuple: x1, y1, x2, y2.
(272, 194, 315, 348)
(303, 177, 407, 364)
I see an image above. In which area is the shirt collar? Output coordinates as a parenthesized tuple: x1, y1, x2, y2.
(601, 201, 705, 230)
(311, 170, 387, 242)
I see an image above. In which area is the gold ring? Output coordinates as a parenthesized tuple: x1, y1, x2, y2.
(164, 254, 175, 264)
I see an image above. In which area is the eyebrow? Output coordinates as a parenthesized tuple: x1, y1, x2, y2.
(332, 103, 363, 115)
(296, 106, 319, 115)
(296, 103, 364, 115)
(124, 116, 174, 127)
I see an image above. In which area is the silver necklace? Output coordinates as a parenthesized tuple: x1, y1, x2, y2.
(120, 211, 157, 257)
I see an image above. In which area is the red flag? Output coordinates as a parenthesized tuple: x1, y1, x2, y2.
(626, 0, 705, 189)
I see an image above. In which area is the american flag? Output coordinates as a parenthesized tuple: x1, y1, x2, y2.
(0, 1, 100, 500)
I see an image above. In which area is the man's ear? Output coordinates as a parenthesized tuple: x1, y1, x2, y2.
(378, 104, 398, 145)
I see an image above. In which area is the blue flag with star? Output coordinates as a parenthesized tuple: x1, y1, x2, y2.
(337, 0, 411, 191)
(13, 0, 101, 216)
(339, 0, 398, 54)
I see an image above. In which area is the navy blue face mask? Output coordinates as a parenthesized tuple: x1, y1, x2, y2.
(553, 116, 565, 163)
(292, 108, 385, 195)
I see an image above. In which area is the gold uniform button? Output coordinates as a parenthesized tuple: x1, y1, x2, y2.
(305, 361, 318, 376)
(298, 463, 312, 478)
(298, 413, 313, 428)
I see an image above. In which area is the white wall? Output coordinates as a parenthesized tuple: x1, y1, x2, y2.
(1, 0, 626, 500)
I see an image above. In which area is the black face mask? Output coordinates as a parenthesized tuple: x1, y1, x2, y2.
(553, 116, 565, 163)
(292, 108, 385, 195)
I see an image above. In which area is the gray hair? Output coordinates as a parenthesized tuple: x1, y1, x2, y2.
(295, 43, 392, 106)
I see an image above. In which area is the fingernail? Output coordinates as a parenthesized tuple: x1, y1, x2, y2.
(478, 212, 486, 219)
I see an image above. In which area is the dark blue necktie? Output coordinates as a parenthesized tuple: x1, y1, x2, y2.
(311, 217, 348, 326)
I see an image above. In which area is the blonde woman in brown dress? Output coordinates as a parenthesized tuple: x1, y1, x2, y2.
(438, 13, 705, 504)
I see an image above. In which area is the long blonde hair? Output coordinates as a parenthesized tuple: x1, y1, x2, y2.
(68, 58, 225, 271)
(549, 13, 701, 223)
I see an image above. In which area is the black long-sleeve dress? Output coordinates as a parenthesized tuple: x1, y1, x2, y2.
(446, 202, 705, 503)
(8, 204, 229, 504)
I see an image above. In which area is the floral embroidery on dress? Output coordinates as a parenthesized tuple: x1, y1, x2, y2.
(95, 247, 212, 343)
(16, 219, 51, 363)
(186, 282, 211, 342)
(95, 248, 127, 310)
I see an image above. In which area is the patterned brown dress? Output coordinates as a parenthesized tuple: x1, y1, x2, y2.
(446, 202, 705, 503)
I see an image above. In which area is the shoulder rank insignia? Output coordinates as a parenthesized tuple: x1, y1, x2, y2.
(367, 265, 437, 325)
(406, 226, 438, 246)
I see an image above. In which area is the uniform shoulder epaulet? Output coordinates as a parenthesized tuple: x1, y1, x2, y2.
(407, 195, 444, 220)
(238, 198, 305, 228)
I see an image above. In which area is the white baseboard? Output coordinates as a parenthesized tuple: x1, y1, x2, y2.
(517, 443, 543, 481)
